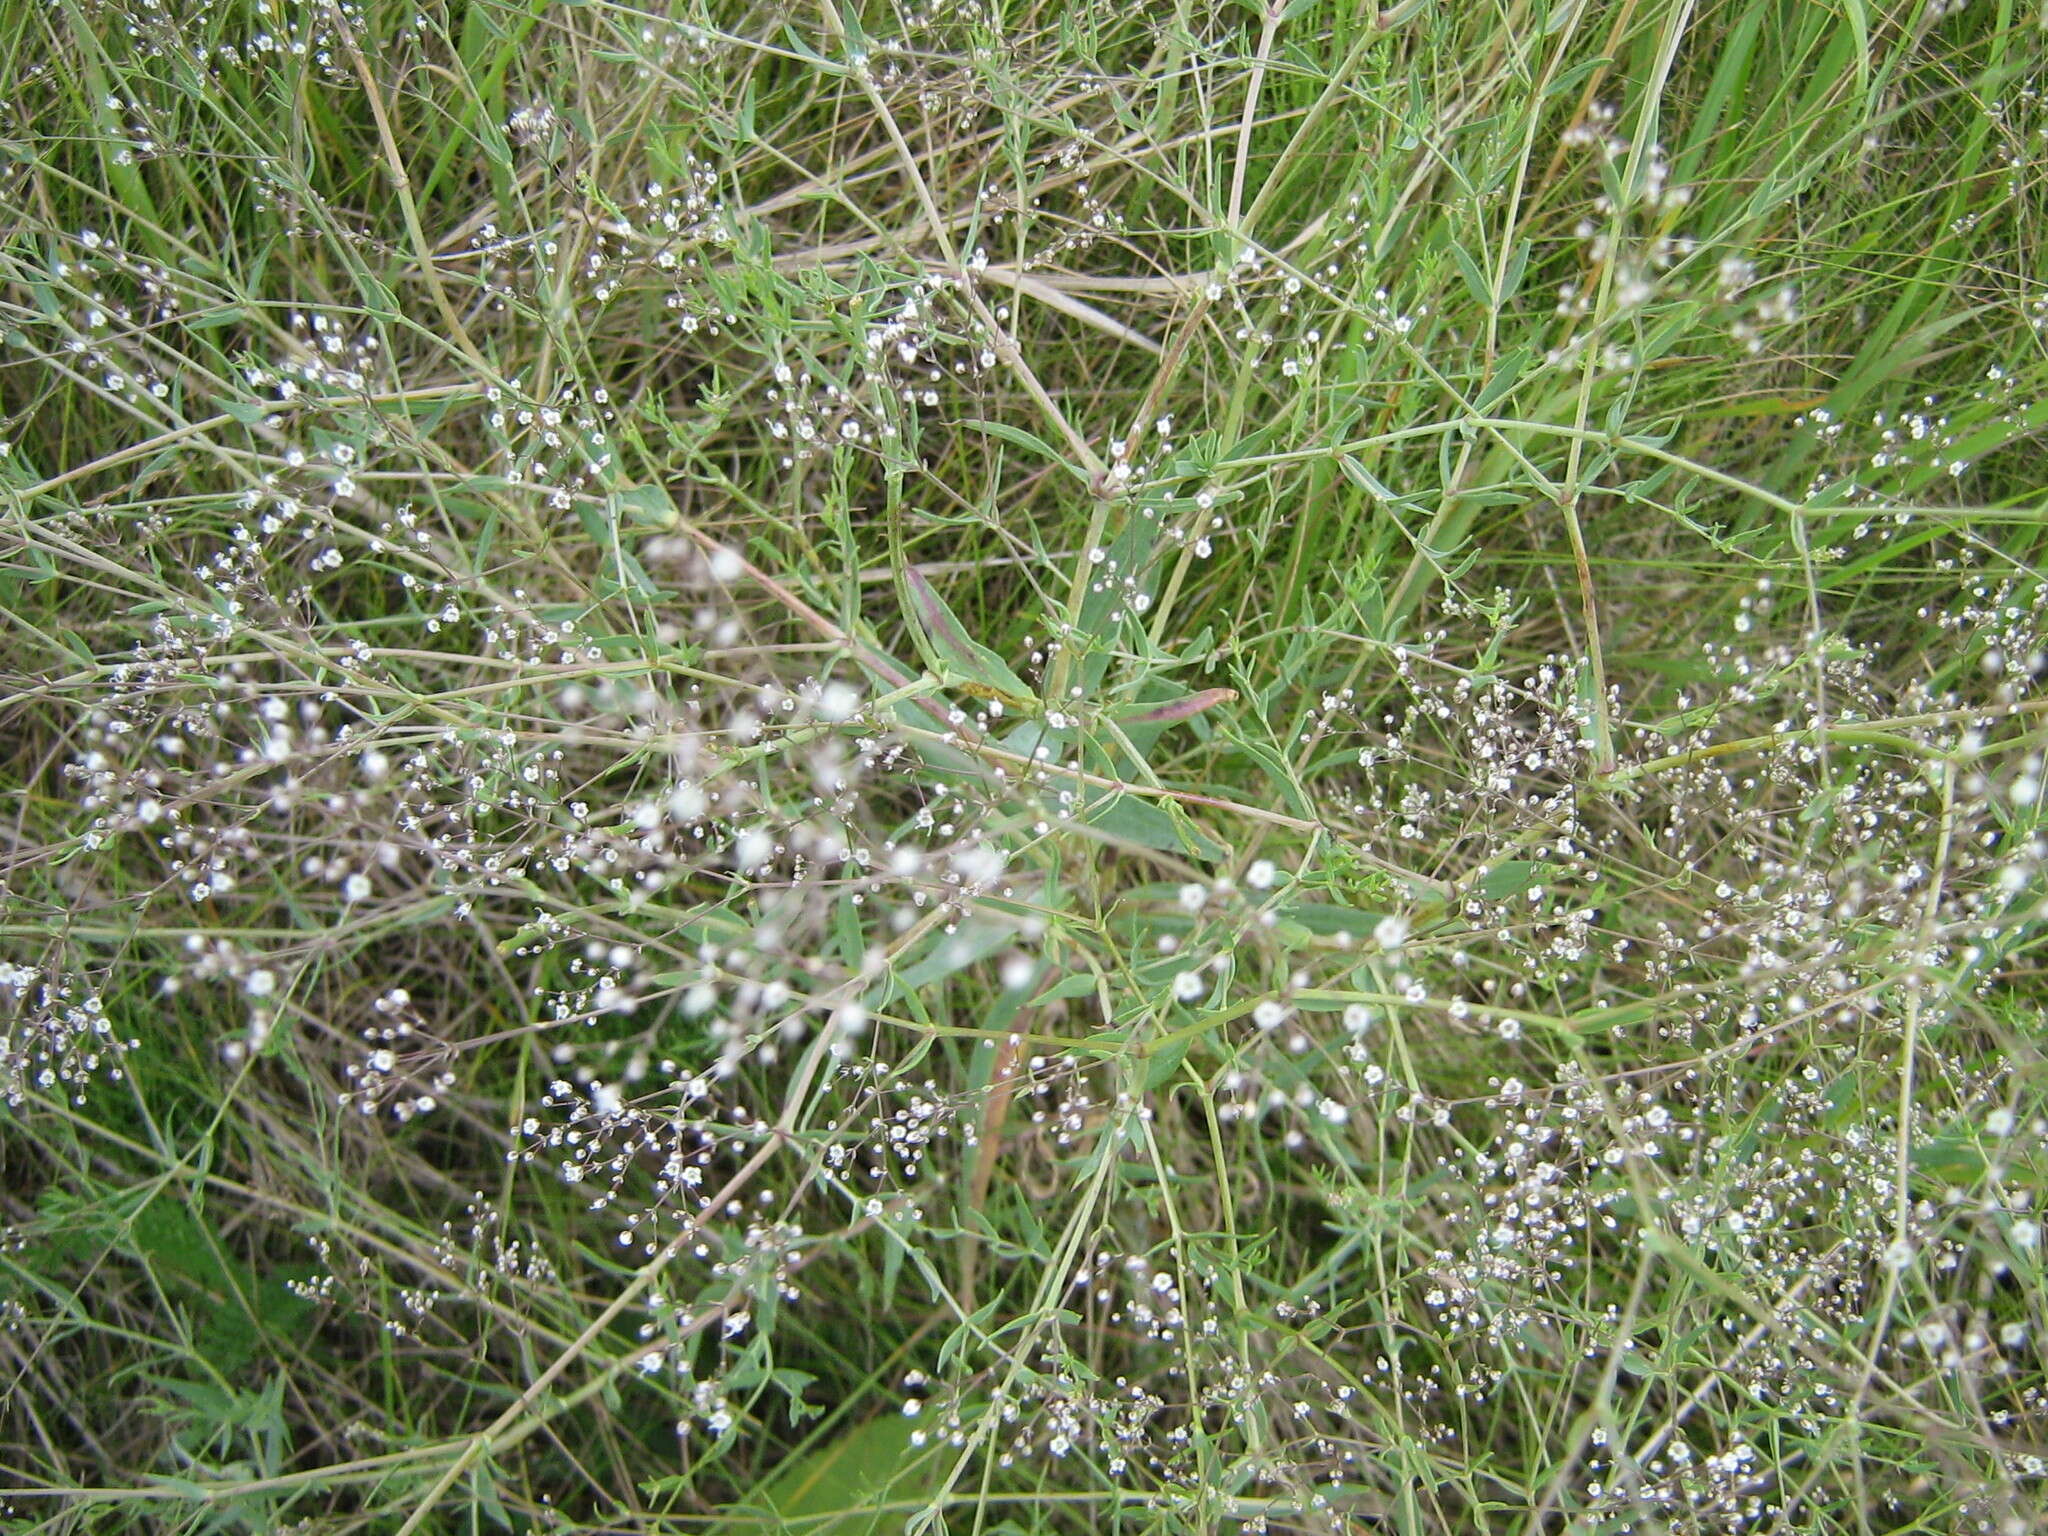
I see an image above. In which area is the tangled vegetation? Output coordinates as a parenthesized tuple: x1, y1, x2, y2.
(2, 0, 2045, 1532)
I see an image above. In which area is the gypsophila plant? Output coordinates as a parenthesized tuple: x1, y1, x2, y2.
(2, 0, 2046, 1533)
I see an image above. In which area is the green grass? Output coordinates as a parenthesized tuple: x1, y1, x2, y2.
(2, 0, 2046, 1532)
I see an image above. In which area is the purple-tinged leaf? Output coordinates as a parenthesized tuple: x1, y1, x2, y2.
(1115, 689, 1238, 726)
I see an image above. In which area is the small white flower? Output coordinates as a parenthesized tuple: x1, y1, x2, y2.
(816, 680, 862, 721)
(1245, 859, 1277, 890)
(1374, 913, 1410, 951)
(732, 827, 774, 871)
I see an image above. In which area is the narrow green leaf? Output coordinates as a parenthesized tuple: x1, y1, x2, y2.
(610, 484, 680, 530)
(1449, 243, 1493, 311)
(905, 568, 1034, 706)
(959, 418, 1082, 479)
(1473, 347, 1532, 414)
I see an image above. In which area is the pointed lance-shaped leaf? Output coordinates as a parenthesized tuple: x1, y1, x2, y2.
(1112, 688, 1238, 726)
